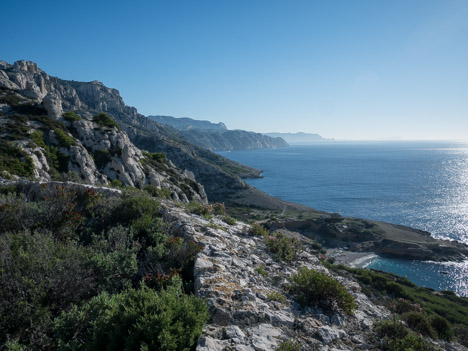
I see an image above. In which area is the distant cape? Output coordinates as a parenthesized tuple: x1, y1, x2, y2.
(264, 132, 332, 144)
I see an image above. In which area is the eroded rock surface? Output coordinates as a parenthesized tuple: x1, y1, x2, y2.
(162, 205, 391, 350)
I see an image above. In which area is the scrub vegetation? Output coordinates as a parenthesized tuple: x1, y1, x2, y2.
(0, 185, 208, 350)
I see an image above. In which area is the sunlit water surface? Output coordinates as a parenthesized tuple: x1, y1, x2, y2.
(219, 141, 468, 296)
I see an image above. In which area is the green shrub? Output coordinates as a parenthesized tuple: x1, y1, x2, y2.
(267, 291, 288, 304)
(256, 265, 267, 276)
(110, 179, 124, 188)
(93, 112, 120, 131)
(53, 128, 75, 148)
(212, 202, 226, 215)
(63, 111, 82, 122)
(402, 312, 437, 339)
(222, 216, 237, 225)
(145, 151, 166, 163)
(53, 285, 209, 351)
(30, 130, 46, 148)
(265, 232, 301, 262)
(288, 268, 356, 315)
(376, 319, 439, 351)
(249, 222, 268, 236)
(0, 141, 34, 177)
(276, 340, 301, 351)
(431, 315, 453, 341)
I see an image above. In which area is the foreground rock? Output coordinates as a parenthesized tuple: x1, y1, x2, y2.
(162, 205, 391, 350)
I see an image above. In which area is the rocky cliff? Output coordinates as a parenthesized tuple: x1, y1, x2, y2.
(149, 115, 289, 151)
(0, 60, 261, 201)
(149, 115, 228, 132)
(0, 68, 207, 203)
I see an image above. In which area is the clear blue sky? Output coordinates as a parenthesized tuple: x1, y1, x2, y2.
(2, 0, 467, 140)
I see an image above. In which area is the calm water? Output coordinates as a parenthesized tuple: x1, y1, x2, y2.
(219, 141, 468, 296)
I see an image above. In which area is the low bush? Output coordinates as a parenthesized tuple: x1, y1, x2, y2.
(222, 216, 237, 225)
(249, 222, 269, 236)
(276, 340, 301, 351)
(267, 291, 288, 304)
(376, 319, 439, 351)
(0, 141, 34, 177)
(110, 179, 124, 188)
(288, 268, 356, 315)
(431, 315, 453, 341)
(92, 112, 120, 131)
(402, 311, 437, 340)
(53, 128, 75, 148)
(145, 151, 167, 163)
(53, 284, 209, 351)
(63, 111, 82, 122)
(265, 232, 301, 262)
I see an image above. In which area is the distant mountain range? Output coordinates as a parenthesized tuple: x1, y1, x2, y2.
(264, 132, 331, 144)
(148, 115, 288, 151)
(149, 115, 227, 132)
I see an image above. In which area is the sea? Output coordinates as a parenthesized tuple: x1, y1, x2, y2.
(218, 141, 468, 297)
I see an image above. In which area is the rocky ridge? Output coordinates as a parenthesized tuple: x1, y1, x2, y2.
(161, 204, 468, 351)
(0, 84, 207, 203)
(149, 115, 288, 152)
(0, 60, 261, 201)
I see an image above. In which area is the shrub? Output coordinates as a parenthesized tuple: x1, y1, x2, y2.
(265, 232, 301, 262)
(93, 112, 120, 131)
(431, 315, 453, 341)
(30, 130, 46, 148)
(53, 128, 75, 148)
(63, 111, 82, 122)
(288, 268, 356, 315)
(249, 222, 269, 236)
(402, 312, 437, 340)
(256, 265, 267, 276)
(110, 179, 124, 188)
(0, 141, 34, 177)
(145, 151, 166, 163)
(376, 319, 439, 351)
(53, 285, 209, 351)
(267, 291, 288, 304)
(222, 216, 237, 225)
(212, 202, 225, 215)
(276, 340, 301, 351)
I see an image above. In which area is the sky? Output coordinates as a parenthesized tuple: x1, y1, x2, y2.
(2, 0, 468, 140)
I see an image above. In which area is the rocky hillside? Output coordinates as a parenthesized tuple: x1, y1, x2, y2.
(149, 115, 228, 132)
(149, 115, 289, 151)
(0, 83, 206, 203)
(0, 60, 261, 201)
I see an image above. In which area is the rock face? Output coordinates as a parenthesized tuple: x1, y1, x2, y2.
(0, 60, 261, 201)
(149, 115, 289, 151)
(162, 205, 391, 350)
(149, 115, 228, 132)
(0, 85, 207, 203)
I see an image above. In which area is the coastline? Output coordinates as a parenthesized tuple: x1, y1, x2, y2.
(327, 248, 378, 268)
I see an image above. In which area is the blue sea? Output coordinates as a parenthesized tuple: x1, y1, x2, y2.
(219, 141, 468, 296)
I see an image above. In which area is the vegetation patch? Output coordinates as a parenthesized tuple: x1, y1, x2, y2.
(93, 112, 120, 131)
(222, 215, 237, 225)
(63, 111, 82, 122)
(264, 232, 301, 262)
(0, 141, 34, 177)
(288, 267, 356, 315)
(53, 284, 208, 351)
(53, 128, 75, 148)
(0, 187, 209, 350)
(324, 262, 468, 345)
